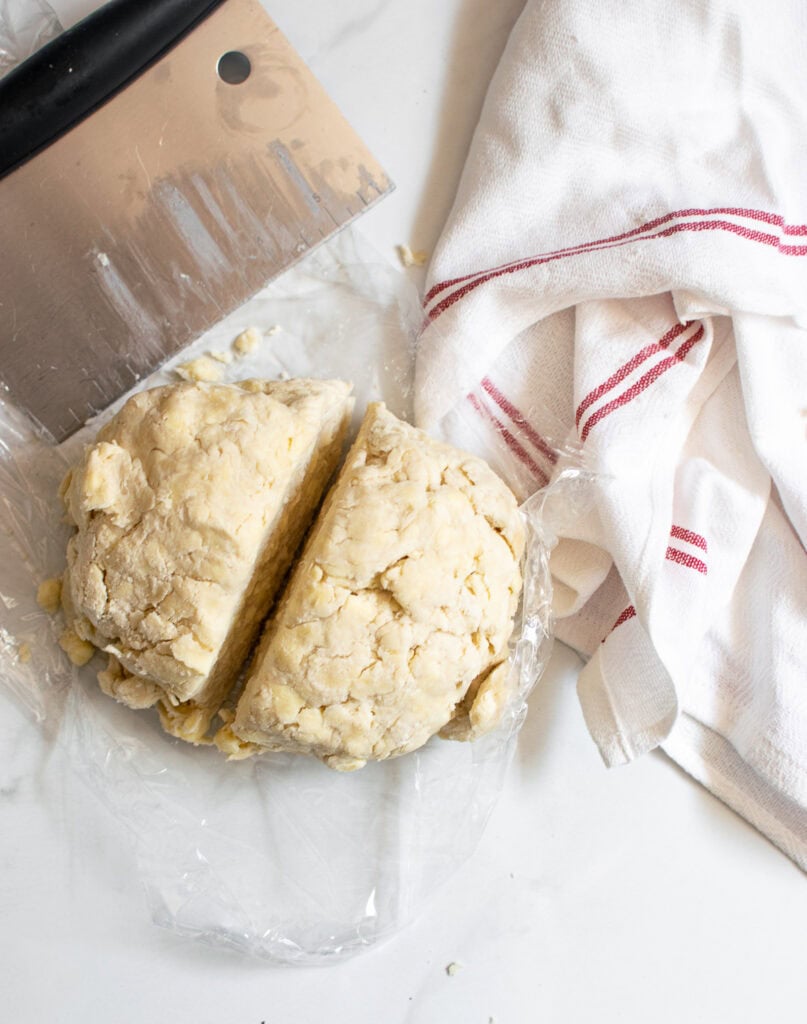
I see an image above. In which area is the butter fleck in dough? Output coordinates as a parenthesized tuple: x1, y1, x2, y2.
(230, 402, 524, 769)
(61, 379, 353, 738)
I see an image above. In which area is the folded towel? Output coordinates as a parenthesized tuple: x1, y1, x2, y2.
(415, 0, 807, 869)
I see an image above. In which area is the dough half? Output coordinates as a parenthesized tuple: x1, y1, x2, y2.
(62, 378, 354, 731)
(230, 402, 525, 769)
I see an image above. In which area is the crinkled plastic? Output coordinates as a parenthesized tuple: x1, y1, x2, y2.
(0, 2, 560, 965)
(0, 0, 60, 75)
(0, 228, 562, 962)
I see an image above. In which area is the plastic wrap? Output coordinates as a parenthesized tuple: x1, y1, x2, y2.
(0, 1, 560, 965)
(0, 227, 564, 962)
(0, 0, 60, 75)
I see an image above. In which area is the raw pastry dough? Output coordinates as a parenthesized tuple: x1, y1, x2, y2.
(229, 402, 524, 769)
(61, 378, 353, 735)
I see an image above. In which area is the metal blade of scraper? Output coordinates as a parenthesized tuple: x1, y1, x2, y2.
(0, 0, 392, 441)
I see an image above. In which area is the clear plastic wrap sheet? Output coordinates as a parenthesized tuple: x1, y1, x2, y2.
(0, 0, 60, 75)
(0, 225, 561, 962)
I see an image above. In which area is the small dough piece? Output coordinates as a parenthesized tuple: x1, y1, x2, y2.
(213, 721, 264, 761)
(36, 577, 62, 614)
(208, 350, 233, 365)
(97, 654, 163, 710)
(397, 244, 428, 267)
(157, 700, 217, 745)
(61, 379, 354, 733)
(232, 327, 261, 356)
(438, 661, 512, 741)
(231, 402, 524, 768)
(59, 629, 95, 667)
(175, 355, 224, 383)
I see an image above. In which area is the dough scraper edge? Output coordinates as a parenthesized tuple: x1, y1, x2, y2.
(0, 0, 393, 440)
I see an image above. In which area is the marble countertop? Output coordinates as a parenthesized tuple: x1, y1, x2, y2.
(2, 1, 806, 1021)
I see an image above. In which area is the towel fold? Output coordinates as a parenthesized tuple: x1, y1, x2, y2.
(415, 0, 807, 869)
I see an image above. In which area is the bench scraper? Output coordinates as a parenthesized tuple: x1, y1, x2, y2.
(0, 0, 393, 440)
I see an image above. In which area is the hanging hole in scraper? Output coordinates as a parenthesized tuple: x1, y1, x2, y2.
(217, 51, 251, 84)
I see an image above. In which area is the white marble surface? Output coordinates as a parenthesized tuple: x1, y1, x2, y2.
(2, 1, 806, 1021)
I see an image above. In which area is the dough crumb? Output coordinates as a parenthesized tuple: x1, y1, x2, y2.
(445, 962, 462, 977)
(36, 577, 62, 614)
(98, 655, 162, 709)
(59, 629, 95, 667)
(158, 700, 216, 745)
(232, 326, 262, 356)
(323, 753, 367, 772)
(278, 370, 290, 380)
(96, 252, 110, 268)
(175, 355, 224, 383)
(18, 642, 31, 664)
(266, 325, 281, 336)
(207, 349, 233, 365)
(397, 244, 428, 267)
(213, 721, 263, 760)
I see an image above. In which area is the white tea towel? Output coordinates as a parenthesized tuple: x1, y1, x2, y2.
(415, 0, 807, 868)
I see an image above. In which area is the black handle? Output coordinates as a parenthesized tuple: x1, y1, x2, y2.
(0, 0, 226, 180)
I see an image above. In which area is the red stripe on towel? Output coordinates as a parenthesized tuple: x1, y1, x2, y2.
(579, 326, 705, 442)
(665, 547, 708, 574)
(424, 206, 807, 308)
(575, 323, 690, 427)
(609, 605, 637, 633)
(467, 393, 549, 486)
(602, 604, 637, 642)
(425, 215, 807, 321)
(670, 525, 708, 552)
(481, 377, 558, 465)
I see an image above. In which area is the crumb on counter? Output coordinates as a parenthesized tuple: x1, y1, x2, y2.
(397, 244, 428, 268)
(36, 577, 62, 615)
(175, 355, 225, 383)
(232, 326, 262, 357)
(266, 325, 281, 336)
(445, 962, 462, 977)
(278, 370, 290, 380)
(58, 629, 95, 667)
(208, 350, 233, 365)
(18, 642, 31, 664)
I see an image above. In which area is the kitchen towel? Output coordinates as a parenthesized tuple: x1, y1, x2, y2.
(415, 0, 807, 869)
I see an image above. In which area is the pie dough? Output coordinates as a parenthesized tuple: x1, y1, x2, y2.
(61, 378, 353, 737)
(228, 402, 525, 769)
